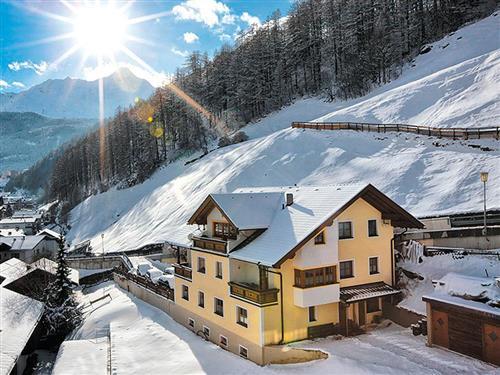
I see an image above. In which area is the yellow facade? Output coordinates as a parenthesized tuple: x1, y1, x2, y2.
(175, 195, 399, 361)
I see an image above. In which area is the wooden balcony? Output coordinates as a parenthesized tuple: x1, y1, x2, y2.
(192, 236, 227, 254)
(229, 281, 279, 306)
(174, 263, 192, 281)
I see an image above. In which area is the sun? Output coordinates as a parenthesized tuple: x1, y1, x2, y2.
(73, 4, 128, 56)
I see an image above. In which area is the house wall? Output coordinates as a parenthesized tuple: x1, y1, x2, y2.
(337, 198, 393, 287)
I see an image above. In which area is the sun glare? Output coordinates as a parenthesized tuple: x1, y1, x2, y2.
(73, 5, 128, 55)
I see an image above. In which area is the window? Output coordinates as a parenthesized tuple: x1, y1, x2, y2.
(239, 345, 248, 358)
(182, 285, 189, 300)
(215, 261, 223, 279)
(294, 266, 337, 288)
(237, 306, 248, 327)
(219, 335, 228, 347)
(368, 220, 378, 237)
(188, 318, 195, 328)
(203, 326, 210, 337)
(369, 257, 379, 275)
(308, 306, 316, 322)
(214, 297, 224, 316)
(197, 257, 206, 273)
(213, 222, 236, 239)
(339, 261, 354, 279)
(198, 291, 205, 308)
(366, 298, 380, 313)
(339, 222, 353, 239)
(314, 231, 325, 244)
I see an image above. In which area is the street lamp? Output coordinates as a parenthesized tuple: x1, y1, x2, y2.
(480, 172, 488, 235)
(101, 233, 105, 256)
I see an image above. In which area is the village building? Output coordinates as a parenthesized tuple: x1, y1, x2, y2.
(0, 217, 41, 235)
(0, 234, 59, 263)
(423, 273, 500, 366)
(172, 184, 423, 364)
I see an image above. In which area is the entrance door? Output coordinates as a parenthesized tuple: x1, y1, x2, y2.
(483, 323, 500, 366)
(432, 309, 449, 348)
(339, 303, 347, 336)
(358, 302, 366, 326)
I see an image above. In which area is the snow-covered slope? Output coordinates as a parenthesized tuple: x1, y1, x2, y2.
(67, 15, 500, 252)
(245, 13, 500, 134)
(0, 68, 154, 119)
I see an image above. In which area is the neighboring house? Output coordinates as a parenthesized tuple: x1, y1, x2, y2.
(423, 273, 500, 366)
(0, 235, 59, 263)
(173, 184, 422, 364)
(0, 228, 25, 236)
(0, 217, 41, 235)
(0, 259, 46, 375)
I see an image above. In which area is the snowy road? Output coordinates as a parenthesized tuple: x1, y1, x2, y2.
(53, 282, 498, 375)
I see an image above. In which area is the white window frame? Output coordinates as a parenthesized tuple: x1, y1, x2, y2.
(198, 290, 205, 308)
(338, 220, 354, 240)
(367, 219, 379, 237)
(215, 261, 223, 279)
(236, 305, 248, 328)
(197, 256, 206, 274)
(219, 334, 228, 347)
(188, 318, 195, 328)
(339, 258, 355, 279)
(239, 345, 248, 358)
(368, 256, 379, 275)
(214, 296, 224, 317)
(203, 325, 210, 338)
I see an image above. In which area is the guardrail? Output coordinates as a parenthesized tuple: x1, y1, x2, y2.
(114, 268, 174, 301)
(291, 121, 500, 140)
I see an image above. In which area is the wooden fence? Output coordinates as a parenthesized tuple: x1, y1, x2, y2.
(291, 121, 500, 140)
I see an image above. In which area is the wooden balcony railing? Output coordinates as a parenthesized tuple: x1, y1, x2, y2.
(174, 263, 192, 280)
(192, 236, 227, 253)
(229, 281, 279, 306)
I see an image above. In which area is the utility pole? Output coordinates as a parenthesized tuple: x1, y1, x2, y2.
(480, 172, 488, 236)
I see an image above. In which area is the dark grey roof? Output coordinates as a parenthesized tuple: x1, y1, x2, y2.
(340, 282, 400, 303)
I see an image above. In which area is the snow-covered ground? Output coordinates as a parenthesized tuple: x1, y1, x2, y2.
(67, 14, 500, 253)
(53, 282, 497, 374)
(398, 253, 500, 314)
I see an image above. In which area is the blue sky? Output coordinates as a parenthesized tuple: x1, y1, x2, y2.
(0, 0, 293, 91)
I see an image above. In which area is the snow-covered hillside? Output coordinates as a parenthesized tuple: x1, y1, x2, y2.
(0, 68, 153, 119)
(67, 15, 500, 252)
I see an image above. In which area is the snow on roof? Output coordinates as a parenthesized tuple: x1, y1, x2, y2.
(230, 184, 366, 266)
(32, 258, 79, 285)
(0, 235, 46, 251)
(0, 228, 25, 236)
(0, 287, 44, 374)
(0, 217, 38, 224)
(423, 271, 500, 317)
(0, 258, 29, 286)
(52, 338, 108, 375)
(38, 228, 61, 239)
(340, 282, 400, 303)
(211, 192, 283, 229)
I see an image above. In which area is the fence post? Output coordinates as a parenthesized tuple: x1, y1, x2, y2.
(478, 129, 480, 139)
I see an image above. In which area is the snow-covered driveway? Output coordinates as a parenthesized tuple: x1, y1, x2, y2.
(54, 282, 497, 375)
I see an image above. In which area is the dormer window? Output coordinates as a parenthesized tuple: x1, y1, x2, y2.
(314, 231, 325, 245)
(213, 222, 236, 239)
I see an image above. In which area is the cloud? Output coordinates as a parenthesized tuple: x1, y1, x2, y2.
(171, 47, 189, 58)
(11, 81, 26, 88)
(8, 60, 48, 75)
(183, 32, 199, 44)
(240, 12, 261, 27)
(172, 0, 230, 27)
(219, 33, 232, 42)
(0, 80, 10, 89)
(221, 14, 236, 25)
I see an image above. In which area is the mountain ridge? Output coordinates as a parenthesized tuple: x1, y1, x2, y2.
(0, 67, 154, 119)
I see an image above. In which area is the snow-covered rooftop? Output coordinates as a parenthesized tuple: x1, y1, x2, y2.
(0, 287, 44, 375)
(230, 184, 366, 266)
(211, 192, 283, 230)
(0, 235, 46, 251)
(0, 258, 30, 286)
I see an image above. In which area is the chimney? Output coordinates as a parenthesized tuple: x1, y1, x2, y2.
(285, 193, 293, 206)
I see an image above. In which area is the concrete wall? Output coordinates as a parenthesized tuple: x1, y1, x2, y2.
(67, 256, 123, 270)
(114, 274, 324, 366)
